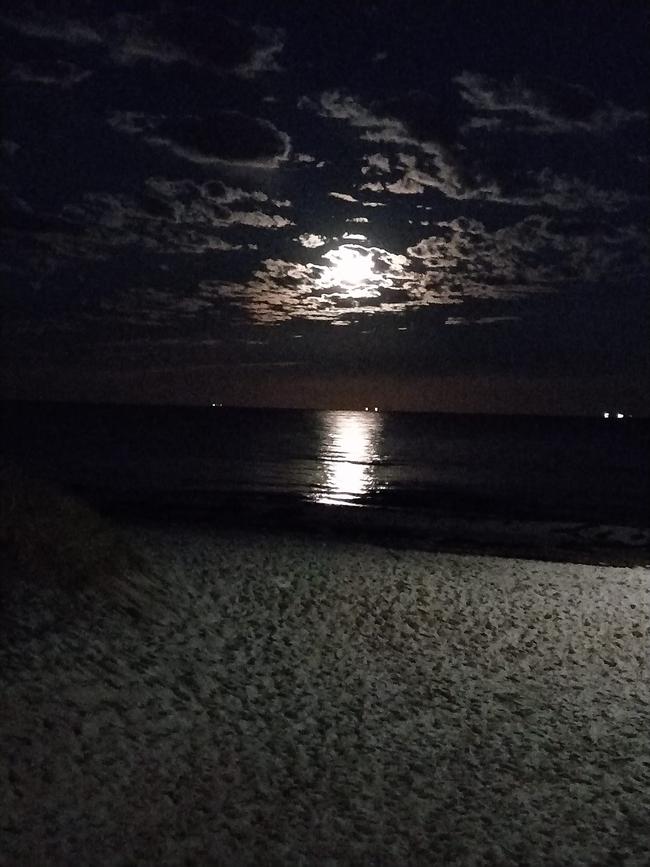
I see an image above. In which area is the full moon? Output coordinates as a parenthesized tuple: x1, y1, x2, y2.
(322, 245, 375, 287)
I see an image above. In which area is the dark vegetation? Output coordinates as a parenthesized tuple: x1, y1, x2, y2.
(0, 462, 147, 601)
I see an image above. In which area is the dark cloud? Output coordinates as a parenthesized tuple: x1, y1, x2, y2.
(377, 87, 465, 149)
(60, 182, 292, 250)
(0, 175, 297, 291)
(384, 157, 641, 211)
(0, 139, 20, 157)
(455, 72, 647, 135)
(0, 9, 101, 45)
(301, 90, 424, 150)
(1, 193, 66, 234)
(1, 5, 284, 79)
(445, 315, 520, 326)
(108, 110, 291, 168)
(303, 86, 643, 211)
(75, 284, 225, 332)
(8, 58, 92, 87)
(107, 9, 283, 77)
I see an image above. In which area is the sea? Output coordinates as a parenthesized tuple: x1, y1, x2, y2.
(2, 402, 649, 535)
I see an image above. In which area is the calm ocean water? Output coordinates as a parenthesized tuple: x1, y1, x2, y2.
(3, 402, 649, 526)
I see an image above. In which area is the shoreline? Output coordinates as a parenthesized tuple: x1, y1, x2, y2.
(88, 490, 650, 568)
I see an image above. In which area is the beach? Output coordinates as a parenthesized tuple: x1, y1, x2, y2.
(2, 522, 650, 865)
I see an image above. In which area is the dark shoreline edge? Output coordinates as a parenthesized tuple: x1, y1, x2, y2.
(84, 489, 650, 568)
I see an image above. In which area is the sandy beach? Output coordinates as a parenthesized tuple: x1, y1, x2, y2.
(2, 523, 649, 865)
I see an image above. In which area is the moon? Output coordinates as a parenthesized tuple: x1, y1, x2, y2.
(322, 245, 375, 288)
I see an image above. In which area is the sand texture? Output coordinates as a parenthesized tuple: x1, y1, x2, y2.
(2, 526, 650, 865)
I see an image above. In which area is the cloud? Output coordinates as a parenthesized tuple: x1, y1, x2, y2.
(58, 190, 244, 257)
(385, 177, 425, 195)
(455, 71, 647, 135)
(1, 140, 20, 157)
(0, 12, 101, 44)
(233, 26, 285, 78)
(2, 7, 285, 79)
(303, 90, 422, 150)
(1, 192, 70, 235)
(299, 91, 381, 126)
(296, 233, 327, 248)
(382, 153, 640, 211)
(361, 153, 391, 174)
(307, 89, 468, 164)
(346, 217, 369, 223)
(523, 169, 641, 212)
(9, 176, 297, 274)
(302, 89, 483, 201)
(228, 211, 293, 228)
(143, 178, 293, 229)
(359, 181, 384, 192)
(109, 110, 291, 168)
(478, 316, 520, 324)
(306, 87, 644, 211)
(112, 12, 284, 78)
(204, 244, 461, 325)
(445, 316, 520, 326)
(8, 59, 92, 87)
(198, 179, 268, 205)
(407, 215, 648, 292)
(63, 283, 240, 333)
(342, 233, 367, 240)
(329, 192, 359, 203)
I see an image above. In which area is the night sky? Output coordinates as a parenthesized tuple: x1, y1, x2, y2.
(2, 1, 648, 414)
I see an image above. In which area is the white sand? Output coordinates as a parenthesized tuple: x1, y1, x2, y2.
(2, 525, 650, 865)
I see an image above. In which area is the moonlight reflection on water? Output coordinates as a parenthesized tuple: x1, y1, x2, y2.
(312, 410, 383, 505)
